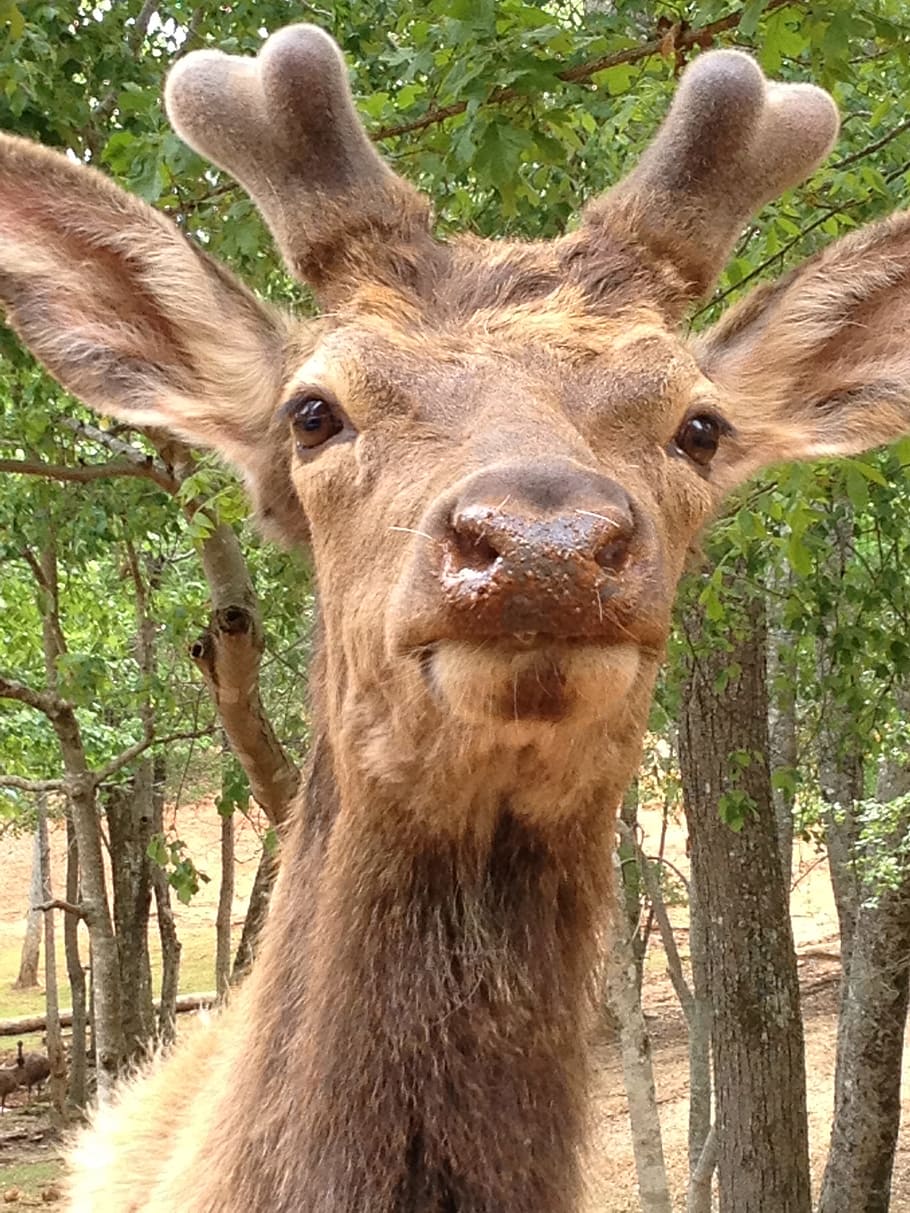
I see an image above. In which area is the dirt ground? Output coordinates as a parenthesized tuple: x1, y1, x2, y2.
(0, 804, 907, 1211)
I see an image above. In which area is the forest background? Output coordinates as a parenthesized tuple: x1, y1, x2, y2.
(1, 1, 910, 1211)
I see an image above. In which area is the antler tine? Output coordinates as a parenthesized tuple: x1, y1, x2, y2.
(586, 51, 839, 306)
(165, 24, 434, 297)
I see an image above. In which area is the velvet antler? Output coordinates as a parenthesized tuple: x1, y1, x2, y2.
(165, 24, 437, 299)
(587, 50, 839, 306)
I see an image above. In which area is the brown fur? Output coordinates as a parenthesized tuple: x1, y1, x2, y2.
(1, 24, 910, 1213)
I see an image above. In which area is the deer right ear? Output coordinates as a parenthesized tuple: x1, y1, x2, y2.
(0, 134, 295, 497)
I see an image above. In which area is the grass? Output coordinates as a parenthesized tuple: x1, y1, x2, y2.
(0, 921, 234, 1059)
(0, 1157, 65, 1198)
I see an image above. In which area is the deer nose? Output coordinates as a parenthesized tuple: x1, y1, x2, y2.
(437, 459, 637, 637)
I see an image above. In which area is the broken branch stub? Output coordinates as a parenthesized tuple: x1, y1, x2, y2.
(165, 24, 436, 298)
(588, 50, 840, 304)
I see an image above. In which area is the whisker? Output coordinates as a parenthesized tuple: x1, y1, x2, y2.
(389, 525, 439, 544)
(574, 508, 624, 525)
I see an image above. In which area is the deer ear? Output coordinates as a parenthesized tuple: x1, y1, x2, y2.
(696, 213, 910, 491)
(0, 134, 292, 476)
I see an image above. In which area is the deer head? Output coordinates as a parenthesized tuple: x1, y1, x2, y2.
(1, 25, 909, 834)
(9, 24, 910, 1213)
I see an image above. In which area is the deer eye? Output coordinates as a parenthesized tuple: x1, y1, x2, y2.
(672, 412, 726, 467)
(287, 394, 344, 452)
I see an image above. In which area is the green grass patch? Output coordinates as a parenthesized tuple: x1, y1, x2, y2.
(0, 1156, 64, 1195)
(0, 917, 239, 1058)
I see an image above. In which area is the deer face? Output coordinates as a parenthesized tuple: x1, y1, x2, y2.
(4, 25, 910, 819)
(284, 295, 715, 737)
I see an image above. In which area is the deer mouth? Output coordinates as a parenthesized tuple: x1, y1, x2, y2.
(417, 636, 641, 727)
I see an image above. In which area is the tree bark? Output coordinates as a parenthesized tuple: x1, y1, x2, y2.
(232, 845, 280, 982)
(150, 754, 180, 1046)
(37, 797, 67, 1123)
(679, 586, 810, 1213)
(816, 510, 863, 977)
(191, 523, 299, 829)
(32, 539, 123, 1094)
(105, 772, 155, 1062)
(817, 693, 910, 1213)
(64, 810, 87, 1109)
(14, 826, 42, 989)
(215, 802, 235, 1001)
(766, 563, 797, 888)
(604, 848, 672, 1213)
(686, 872, 713, 1184)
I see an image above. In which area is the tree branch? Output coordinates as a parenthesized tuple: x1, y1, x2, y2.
(92, 726, 217, 786)
(34, 899, 85, 919)
(830, 116, 910, 172)
(372, 0, 798, 142)
(0, 456, 179, 495)
(0, 774, 66, 793)
(0, 676, 69, 719)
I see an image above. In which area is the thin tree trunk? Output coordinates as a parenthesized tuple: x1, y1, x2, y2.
(686, 872, 713, 1183)
(767, 563, 797, 888)
(817, 690, 910, 1213)
(29, 539, 123, 1094)
(687, 1127, 718, 1213)
(150, 754, 180, 1046)
(232, 845, 279, 982)
(106, 773, 155, 1062)
(37, 797, 67, 1123)
(14, 826, 42, 989)
(215, 803, 235, 1001)
(64, 810, 87, 1109)
(816, 510, 863, 978)
(605, 848, 672, 1213)
(679, 585, 810, 1213)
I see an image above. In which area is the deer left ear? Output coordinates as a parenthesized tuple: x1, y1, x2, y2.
(695, 212, 910, 491)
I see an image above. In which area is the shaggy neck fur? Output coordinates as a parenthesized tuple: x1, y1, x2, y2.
(192, 636, 618, 1213)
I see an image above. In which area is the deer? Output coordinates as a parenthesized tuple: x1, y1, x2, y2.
(1, 20, 909, 1213)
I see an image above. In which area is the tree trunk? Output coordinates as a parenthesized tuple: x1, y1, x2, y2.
(215, 804, 235, 1000)
(817, 694, 910, 1213)
(766, 564, 797, 888)
(64, 810, 87, 1108)
(604, 849, 672, 1213)
(36, 797, 67, 1122)
(232, 845, 280, 983)
(105, 770, 155, 1062)
(150, 754, 180, 1046)
(686, 870, 713, 1184)
(679, 586, 810, 1213)
(30, 539, 123, 1093)
(816, 509, 863, 977)
(14, 826, 42, 989)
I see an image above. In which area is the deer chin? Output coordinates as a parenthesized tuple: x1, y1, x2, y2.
(421, 637, 641, 731)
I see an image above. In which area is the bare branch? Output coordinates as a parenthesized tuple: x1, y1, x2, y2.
(0, 455, 179, 495)
(93, 726, 217, 785)
(0, 774, 66, 793)
(373, 0, 798, 142)
(35, 898, 85, 919)
(0, 676, 69, 719)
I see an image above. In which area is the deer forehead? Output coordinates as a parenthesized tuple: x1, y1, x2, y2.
(284, 297, 710, 440)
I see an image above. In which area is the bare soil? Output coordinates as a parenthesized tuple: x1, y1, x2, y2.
(0, 803, 907, 1211)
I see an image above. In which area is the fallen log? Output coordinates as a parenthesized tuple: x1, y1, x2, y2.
(0, 992, 216, 1037)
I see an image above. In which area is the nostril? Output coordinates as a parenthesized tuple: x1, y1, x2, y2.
(595, 532, 632, 572)
(450, 523, 500, 573)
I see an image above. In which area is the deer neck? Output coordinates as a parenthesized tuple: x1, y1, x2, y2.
(230, 702, 616, 1213)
